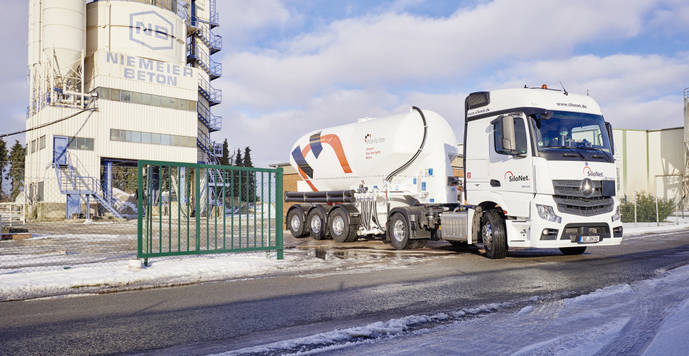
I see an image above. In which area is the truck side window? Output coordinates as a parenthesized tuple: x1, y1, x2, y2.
(494, 117, 527, 155)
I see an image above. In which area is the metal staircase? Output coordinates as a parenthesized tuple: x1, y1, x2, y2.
(54, 151, 123, 219)
(187, 45, 222, 80)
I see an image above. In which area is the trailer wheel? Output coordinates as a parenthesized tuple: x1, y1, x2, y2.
(481, 209, 507, 259)
(307, 209, 327, 240)
(286, 207, 308, 238)
(329, 208, 358, 243)
(389, 213, 412, 250)
(560, 247, 587, 255)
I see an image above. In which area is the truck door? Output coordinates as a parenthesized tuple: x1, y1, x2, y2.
(488, 114, 534, 217)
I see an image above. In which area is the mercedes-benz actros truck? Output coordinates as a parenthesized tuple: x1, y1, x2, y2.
(285, 86, 623, 258)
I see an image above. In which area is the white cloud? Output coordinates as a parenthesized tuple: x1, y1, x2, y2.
(221, 0, 654, 110)
(481, 53, 689, 128)
(218, 89, 401, 166)
(217, 0, 291, 46)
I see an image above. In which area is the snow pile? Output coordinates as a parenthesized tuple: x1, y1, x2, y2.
(219, 302, 515, 355)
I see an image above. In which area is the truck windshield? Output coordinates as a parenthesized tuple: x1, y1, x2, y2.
(530, 111, 612, 154)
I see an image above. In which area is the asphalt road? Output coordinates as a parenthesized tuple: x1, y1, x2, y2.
(1, 231, 689, 355)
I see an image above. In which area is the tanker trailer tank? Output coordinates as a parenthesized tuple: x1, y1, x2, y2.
(286, 107, 459, 250)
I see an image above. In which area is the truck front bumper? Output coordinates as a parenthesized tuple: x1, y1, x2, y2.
(505, 195, 623, 249)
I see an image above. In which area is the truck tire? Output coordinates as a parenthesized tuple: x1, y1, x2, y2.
(329, 208, 358, 243)
(560, 247, 587, 255)
(307, 209, 327, 240)
(481, 209, 507, 259)
(389, 213, 411, 250)
(286, 207, 308, 238)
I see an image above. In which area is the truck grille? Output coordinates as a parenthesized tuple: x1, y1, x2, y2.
(552, 180, 614, 217)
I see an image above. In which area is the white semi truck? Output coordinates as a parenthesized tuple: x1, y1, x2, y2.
(285, 87, 623, 258)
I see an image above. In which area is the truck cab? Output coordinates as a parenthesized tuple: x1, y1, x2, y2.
(462, 87, 623, 257)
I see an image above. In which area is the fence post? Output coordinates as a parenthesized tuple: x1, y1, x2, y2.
(275, 167, 284, 260)
(137, 161, 145, 265)
(195, 166, 201, 252)
(634, 198, 637, 224)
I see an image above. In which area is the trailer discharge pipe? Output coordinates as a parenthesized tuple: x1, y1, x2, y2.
(385, 106, 428, 183)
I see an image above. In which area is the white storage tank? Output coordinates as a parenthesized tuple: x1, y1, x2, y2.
(289, 108, 459, 204)
(684, 88, 689, 146)
(40, 0, 85, 76)
(86, 1, 187, 65)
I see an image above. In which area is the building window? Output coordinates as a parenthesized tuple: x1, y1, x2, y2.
(39, 135, 46, 150)
(98, 87, 195, 112)
(67, 137, 94, 151)
(110, 129, 196, 148)
(31, 139, 36, 153)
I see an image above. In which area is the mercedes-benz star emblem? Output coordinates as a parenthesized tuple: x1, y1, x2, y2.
(580, 178, 594, 197)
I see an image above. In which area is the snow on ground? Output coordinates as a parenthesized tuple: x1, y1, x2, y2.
(222, 263, 689, 356)
(623, 215, 689, 237)
(0, 239, 435, 302)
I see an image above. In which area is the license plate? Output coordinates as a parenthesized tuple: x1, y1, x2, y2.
(578, 235, 600, 244)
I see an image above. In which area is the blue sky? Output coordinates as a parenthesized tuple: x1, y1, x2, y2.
(2, 0, 689, 166)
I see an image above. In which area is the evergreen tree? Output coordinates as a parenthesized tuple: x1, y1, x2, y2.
(220, 138, 230, 166)
(234, 148, 243, 166)
(0, 137, 7, 201)
(243, 146, 256, 202)
(233, 149, 243, 199)
(243, 146, 253, 168)
(8, 140, 26, 201)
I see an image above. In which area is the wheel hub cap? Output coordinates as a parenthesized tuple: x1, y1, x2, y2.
(310, 216, 322, 234)
(393, 220, 406, 242)
(290, 215, 301, 231)
(482, 223, 493, 249)
(332, 216, 345, 236)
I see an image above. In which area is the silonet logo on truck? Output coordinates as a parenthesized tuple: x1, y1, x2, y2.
(504, 171, 529, 182)
(583, 163, 604, 177)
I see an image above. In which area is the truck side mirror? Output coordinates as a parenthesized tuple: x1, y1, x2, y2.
(493, 116, 527, 157)
(605, 122, 615, 155)
(502, 116, 516, 151)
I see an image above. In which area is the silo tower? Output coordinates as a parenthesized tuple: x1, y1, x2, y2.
(684, 87, 689, 209)
(25, 0, 223, 220)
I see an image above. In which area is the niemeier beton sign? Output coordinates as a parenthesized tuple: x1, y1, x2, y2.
(106, 52, 193, 87)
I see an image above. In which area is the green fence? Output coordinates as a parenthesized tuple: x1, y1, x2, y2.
(137, 160, 283, 264)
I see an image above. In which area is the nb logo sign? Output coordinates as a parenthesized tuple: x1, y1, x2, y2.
(129, 11, 174, 50)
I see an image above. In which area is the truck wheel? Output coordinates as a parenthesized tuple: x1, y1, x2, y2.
(389, 213, 411, 250)
(307, 209, 327, 240)
(481, 209, 507, 259)
(560, 247, 587, 255)
(329, 208, 358, 243)
(286, 207, 308, 238)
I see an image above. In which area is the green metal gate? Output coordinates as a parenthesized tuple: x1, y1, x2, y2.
(137, 160, 283, 264)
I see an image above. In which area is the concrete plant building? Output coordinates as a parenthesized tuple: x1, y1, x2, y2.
(25, 0, 222, 219)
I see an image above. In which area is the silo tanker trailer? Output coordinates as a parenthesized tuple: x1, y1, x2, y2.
(286, 87, 624, 258)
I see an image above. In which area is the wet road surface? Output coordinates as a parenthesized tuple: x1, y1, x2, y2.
(1, 230, 688, 355)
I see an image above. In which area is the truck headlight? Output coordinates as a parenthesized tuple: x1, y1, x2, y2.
(536, 204, 562, 223)
(611, 206, 621, 222)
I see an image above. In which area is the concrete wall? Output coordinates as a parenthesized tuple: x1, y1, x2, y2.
(614, 127, 685, 205)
